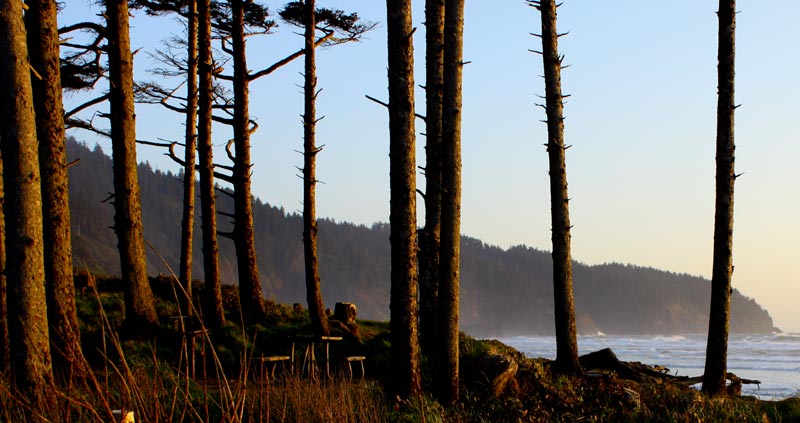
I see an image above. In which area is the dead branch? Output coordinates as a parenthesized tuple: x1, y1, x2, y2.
(65, 94, 109, 120)
(166, 142, 234, 184)
(365, 94, 426, 122)
(225, 140, 235, 162)
(136, 139, 173, 147)
(217, 231, 234, 239)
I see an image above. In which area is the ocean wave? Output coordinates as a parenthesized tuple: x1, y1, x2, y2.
(503, 334, 800, 400)
(772, 333, 800, 342)
(652, 335, 689, 343)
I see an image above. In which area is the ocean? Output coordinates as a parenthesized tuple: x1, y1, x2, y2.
(500, 333, 800, 399)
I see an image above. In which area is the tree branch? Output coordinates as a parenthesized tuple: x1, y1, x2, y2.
(365, 94, 426, 121)
(65, 94, 109, 120)
(247, 31, 335, 81)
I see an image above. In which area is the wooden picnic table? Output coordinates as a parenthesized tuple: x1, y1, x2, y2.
(294, 335, 343, 380)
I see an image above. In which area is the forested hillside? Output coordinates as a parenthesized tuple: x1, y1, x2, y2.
(67, 138, 776, 336)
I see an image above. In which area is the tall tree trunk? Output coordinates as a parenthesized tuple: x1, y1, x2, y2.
(302, 0, 329, 337)
(106, 0, 159, 333)
(0, 0, 54, 392)
(386, 0, 422, 398)
(419, 0, 445, 358)
(179, 0, 199, 316)
(26, 0, 85, 378)
(198, 0, 225, 327)
(0, 155, 7, 374)
(535, 0, 582, 375)
(703, 0, 736, 397)
(437, 0, 464, 404)
(231, 0, 265, 323)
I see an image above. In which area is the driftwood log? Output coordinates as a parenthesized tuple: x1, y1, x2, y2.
(675, 373, 761, 395)
(579, 348, 761, 394)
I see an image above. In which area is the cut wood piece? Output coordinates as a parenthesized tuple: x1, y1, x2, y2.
(257, 355, 291, 380)
(344, 356, 366, 379)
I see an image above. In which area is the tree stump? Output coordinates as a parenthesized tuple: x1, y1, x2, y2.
(75, 272, 95, 295)
(332, 302, 357, 325)
(329, 302, 359, 338)
(485, 354, 519, 398)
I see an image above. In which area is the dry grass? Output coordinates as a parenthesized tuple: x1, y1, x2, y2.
(0, 269, 388, 423)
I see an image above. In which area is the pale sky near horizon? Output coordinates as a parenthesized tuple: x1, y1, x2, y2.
(61, 1, 800, 332)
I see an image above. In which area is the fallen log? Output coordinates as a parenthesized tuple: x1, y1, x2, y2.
(579, 348, 681, 382)
(579, 348, 641, 380)
(677, 373, 761, 387)
(578, 348, 761, 396)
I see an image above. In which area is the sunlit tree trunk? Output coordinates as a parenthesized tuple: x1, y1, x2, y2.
(533, 0, 582, 375)
(198, 0, 225, 327)
(302, 0, 329, 337)
(703, 0, 736, 397)
(419, 0, 444, 359)
(0, 155, 7, 374)
(437, 0, 464, 404)
(0, 0, 54, 393)
(230, 0, 266, 323)
(179, 0, 199, 316)
(106, 0, 159, 333)
(26, 0, 85, 378)
(386, 0, 422, 398)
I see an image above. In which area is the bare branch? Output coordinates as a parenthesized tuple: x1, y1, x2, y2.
(217, 230, 235, 239)
(365, 94, 426, 121)
(65, 93, 109, 120)
(225, 139, 235, 162)
(247, 31, 336, 81)
(136, 139, 172, 147)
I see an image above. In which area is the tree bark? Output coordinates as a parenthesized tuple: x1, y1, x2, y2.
(179, 0, 199, 316)
(106, 0, 159, 333)
(0, 0, 54, 392)
(26, 0, 85, 378)
(198, 0, 225, 327)
(703, 0, 736, 397)
(230, 0, 265, 323)
(437, 0, 464, 405)
(386, 0, 422, 398)
(419, 0, 444, 359)
(535, 0, 582, 375)
(302, 0, 329, 337)
(0, 155, 7, 374)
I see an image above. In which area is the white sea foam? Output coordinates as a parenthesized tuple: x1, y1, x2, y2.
(500, 334, 800, 400)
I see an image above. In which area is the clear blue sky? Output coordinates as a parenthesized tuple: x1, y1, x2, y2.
(61, 1, 800, 332)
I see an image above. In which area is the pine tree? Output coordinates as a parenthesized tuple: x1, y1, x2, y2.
(178, 0, 199, 316)
(106, 0, 159, 333)
(26, 0, 86, 378)
(0, 0, 54, 393)
(198, 0, 225, 327)
(279, 0, 374, 337)
(419, 0, 445, 359)
(703, 0, 737, 396)
(530, 0, 582, 375)
(229, 0, 267, 323)
(386, 0, 422, 398)
(437, 0, 465, 404)
(300, 0, 329, 336)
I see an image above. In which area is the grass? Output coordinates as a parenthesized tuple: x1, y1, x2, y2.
(2, 274, 798, 422)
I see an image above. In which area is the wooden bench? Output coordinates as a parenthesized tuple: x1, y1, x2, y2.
(256, 355, 292, 380)
(170, 315, 208, 379)
(344, 356, 366, 380)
